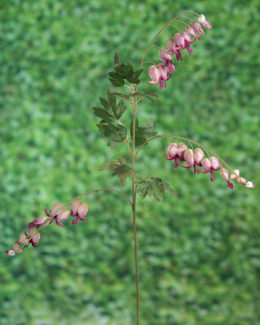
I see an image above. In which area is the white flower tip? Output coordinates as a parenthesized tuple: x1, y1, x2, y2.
(245, 181, 255, 188)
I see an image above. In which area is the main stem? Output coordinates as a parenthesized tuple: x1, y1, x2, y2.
(131, 84, 139, 325)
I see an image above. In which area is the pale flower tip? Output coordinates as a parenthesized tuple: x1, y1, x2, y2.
(231, 169, 240, 180)
(5, 249, 15, 256)
(245, 181, 255, 188)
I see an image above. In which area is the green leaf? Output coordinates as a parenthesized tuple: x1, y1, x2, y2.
(92, 107, 114, 123)
(100, 158, 135, 186)
(97, 122, 127, 148)
(114, 99, 126, 119)
(136, 177, 178, 201)
(131, 118, 157, 146)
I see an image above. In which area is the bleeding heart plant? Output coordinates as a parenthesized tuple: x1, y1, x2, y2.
(5, 10, 255, 325)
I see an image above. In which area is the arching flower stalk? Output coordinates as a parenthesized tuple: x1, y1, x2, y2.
(5, 10, 255, 325)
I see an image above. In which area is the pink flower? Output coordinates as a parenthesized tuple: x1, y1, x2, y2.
(158, 49, 175, 74)
(201, 157, 221, 182)
(185, 25, 200, 40)
(165, 142, 178, 159)
(24, 229, 41, 248)
(166, 35, 184, 61)
(45, 202, 64, 218)
(49, 209, 70, 227)
(181, 31, 195, 55)
(70, 200, 88, 225)
(28, 216, 49, 229)
(182, 149, 194, 168)
(148, 64, 171, 89)
(198, 14, 212, 29)
(193, 148, 204, 174)
(191, 22, 205, 36)
(220, 168, 233, 189)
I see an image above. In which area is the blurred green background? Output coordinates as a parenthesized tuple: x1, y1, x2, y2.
(1, 0, 259, 324)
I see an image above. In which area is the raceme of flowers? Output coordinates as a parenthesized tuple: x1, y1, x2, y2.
(165, 142, 255, 190)
(148, 14, 211, 89)
(5, 200, 88, 256)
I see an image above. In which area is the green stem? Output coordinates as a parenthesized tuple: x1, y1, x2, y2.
(65, 188, 132, 207)
(131, 84, 140, 325)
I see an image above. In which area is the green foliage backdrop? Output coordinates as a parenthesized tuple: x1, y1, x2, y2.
(0, 0, 259, 324)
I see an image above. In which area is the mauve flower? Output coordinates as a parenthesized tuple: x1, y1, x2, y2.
(49, 209, 70, 227)
(71, 200, 88, 225)
(198, 14, 212, 29)
(28, 216, 49, 229)
(45, 202, 64, 218)
(201, 158, 211, 173)
(24, 229, 41, 248)
(18, 233, 26, 244)
(46, 202, 69, 227)
(159, 48, 175, 74)
(182, 149, 194, 168)
(220, 168, 233, 189)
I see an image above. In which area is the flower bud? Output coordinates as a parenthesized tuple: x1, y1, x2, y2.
(194, 148, 204, 164)
(183, 149, 194, 168)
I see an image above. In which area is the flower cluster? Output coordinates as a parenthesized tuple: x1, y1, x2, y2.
(5, 199, 88, 256)
(148, 14, 211, 89)
(165, 142, 255, 189)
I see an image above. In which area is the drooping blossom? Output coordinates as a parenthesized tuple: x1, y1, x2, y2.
(158, 48, 175, 73)
(198, 14, 212, 29)
(49, 209, 70, 227)
(165, 142, 187, 168)
(5, 249, 15, 256)
(148, 64, 171, 89)
(220, 168, 233, 189)
(45, 202, 64, 218)
(191, 22, 204, 36)
(70, 200, 88, 225)
(45, 202, 70, 227)
(193, 148, 204, 173)
(182, 149, 194, 169)
(24, 229, 41, 248)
